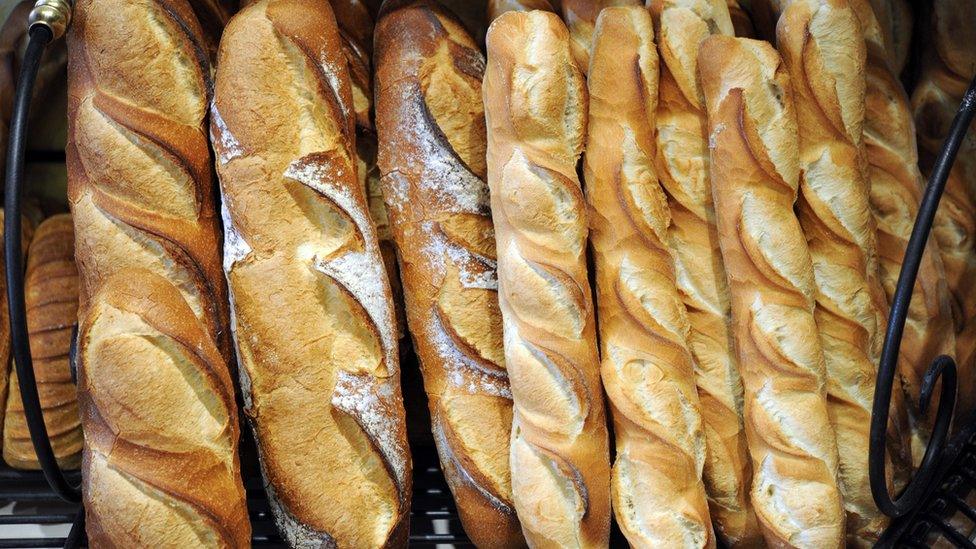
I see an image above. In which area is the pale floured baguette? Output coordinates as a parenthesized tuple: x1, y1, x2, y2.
(487, 0, 555, 23)
(585, 7, 714, 548)
(485, 10, 612, 548)
(211, 1, 411, 546)
(698, 35, 845, 549)
(848, 0, 955, 463)
(77, 270, 250, 547)
(912, 0, 976, 421)
(559, 0, 641, 69)
(374, 2, 524, 547)
(646, 1, 760, 544)
(4, 215, 82, 470)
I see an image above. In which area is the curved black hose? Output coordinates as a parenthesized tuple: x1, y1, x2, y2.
(870, 74, 976, 517)
(3, 24, 81, 504)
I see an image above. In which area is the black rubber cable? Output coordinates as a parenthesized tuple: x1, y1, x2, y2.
(870, 74, 976, 517)
(3, 23, 81, 504)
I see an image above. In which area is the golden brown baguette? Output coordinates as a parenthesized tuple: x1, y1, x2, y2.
(912, 0, 976, 421)
(558, 0, 641, 69)
(485, 10, 611, 548)
(374, 4, 523, 547)
(77, 270, 249, 548)
(698, 35, 845, 548)
(211, 1, 411, 546)
(487, 0, 556, 22)
(848, 0, 956, 463)
(776, 0, 897, 542)
(585, 7, 714, 548)
(4, 215, 82, 470)
(67, 0, 233, 366)
(647, 1, 761, 544)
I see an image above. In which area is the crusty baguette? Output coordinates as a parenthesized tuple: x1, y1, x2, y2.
(776, 0, 898, 542)
(698, 35, 846, 548)
(848, 0, 956, 463)
(912, 0, 976, 421)
(374, 3, 523, 547)
(4, 215, 82, 470)
(646, 1, 761, 545)
(67, 0, 233, 366)
(211, 1, 411, 546)
(77, 270, 249, 547)
(584, 7, 714, 548)
(558, 0, 641, 69)
(487, 0, 555, 22)
(484, 10, 612, 548)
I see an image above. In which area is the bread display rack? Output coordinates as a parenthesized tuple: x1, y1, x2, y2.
(0, 0, 975, 547)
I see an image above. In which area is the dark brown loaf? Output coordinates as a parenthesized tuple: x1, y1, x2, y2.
(212, 1, 411, 546)
(698, 35, 845, 548)
(647, 0, 761, 544)
(67, 0, 233, 365)
(485, 10, 612, 548)
(4, 215, 82, 470)
(374, 3, 524, 547)
(77, 270, 249, 547)
(584, 7, 715, 548)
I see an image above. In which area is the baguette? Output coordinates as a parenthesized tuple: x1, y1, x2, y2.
(67, 0, 233, 366)
(77, 270, 249, 547)
(484, 11, 612, 548)
(647, 1, 761, 544)
(487, 0, 555, 22)
(558, 0, 641, 69)
(776, 0, 900, 542)
(4, 215, 82, 470)
(912, 0, 976, 421)
(374, 3, 523, 547)
(584, 7, 714, 548)
(849, 0, 955, 462)
(698, 35, 845, 548)
(211, 1, 411, 546)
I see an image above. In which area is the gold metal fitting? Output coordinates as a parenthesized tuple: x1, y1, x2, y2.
(28, 0, 72, 41)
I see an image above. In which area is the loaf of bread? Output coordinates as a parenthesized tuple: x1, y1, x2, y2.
(558, 0, 641, 69)
(777, 0, 899, 542)
(77, 270, 249, 547)
(584, 7, 714, 548)
(211, 1, 411, 546)
(848, 0, 956, 463)
(67, 0, 233, 366)
(374, 3, 523, 547)
(698, 35, 845, 548)
(487, 0, 555, 22)
(648, 0, 760, 544)
(484, 10, 611, 548)
(4, 215, 82, 470)
(912, 0, 976, 421)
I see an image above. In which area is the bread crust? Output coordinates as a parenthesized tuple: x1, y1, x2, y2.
(911, 0, 976, 422)
(212, 1, 411, 546)
(4, 215, 83, 470)
(777, 0, 913, 542)
(485, 10, 612, 548)
(584, 7, 715, 548)
(646, 1, 761, 544)
(374, 3, 524, 547)
(558, 0, 642, 69)
(67, 0, 233, 367)
(77, 270, 250, 548)
(847, 0, 956, 464)
(698, 35, 845, 549)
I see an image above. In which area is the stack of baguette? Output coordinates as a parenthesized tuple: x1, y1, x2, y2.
(52, 0, 968, 546)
